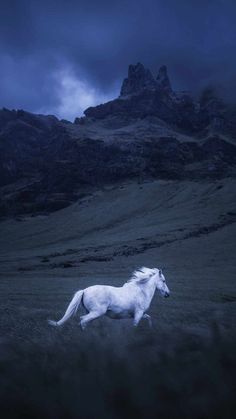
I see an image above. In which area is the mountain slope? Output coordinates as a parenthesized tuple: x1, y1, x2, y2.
(0, 178, 235, 269)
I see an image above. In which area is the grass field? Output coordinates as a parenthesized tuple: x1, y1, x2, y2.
(0, 179, 235, 418)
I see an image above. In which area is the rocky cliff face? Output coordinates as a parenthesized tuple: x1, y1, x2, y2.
(0, 63, 236, 217)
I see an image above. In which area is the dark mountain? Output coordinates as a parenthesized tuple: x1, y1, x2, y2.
(1, 64, 236, 217)
(84, 63, 236, 136)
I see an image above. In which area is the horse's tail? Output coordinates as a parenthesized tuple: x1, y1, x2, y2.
(48, 290, 84, 327)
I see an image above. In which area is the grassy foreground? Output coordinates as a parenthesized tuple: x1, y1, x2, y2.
(0, 317, 235, 419)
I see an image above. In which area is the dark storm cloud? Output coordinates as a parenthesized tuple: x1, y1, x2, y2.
(0, 0, 236, 120)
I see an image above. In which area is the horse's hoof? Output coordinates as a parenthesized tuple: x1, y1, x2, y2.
(48, 320, 58, 327)
(80, 322, 86, 331)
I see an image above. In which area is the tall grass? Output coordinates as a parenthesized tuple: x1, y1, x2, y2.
(0, 323, 235, 419)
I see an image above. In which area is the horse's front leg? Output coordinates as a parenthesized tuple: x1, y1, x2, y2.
(143, 314, 152, 328)
(133, 310, 144, 327)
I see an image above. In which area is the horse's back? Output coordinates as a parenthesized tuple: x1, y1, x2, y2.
(83, 284, 119, 311)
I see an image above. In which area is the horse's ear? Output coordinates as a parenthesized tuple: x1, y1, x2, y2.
(159, 269, 162, 276)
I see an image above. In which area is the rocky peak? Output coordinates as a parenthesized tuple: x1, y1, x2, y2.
(120, 62, 173, 97)
(156, 65, 172, 93)
(120, 62, 157, 96)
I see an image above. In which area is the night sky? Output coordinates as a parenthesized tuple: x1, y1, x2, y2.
(0, 0, 236, 120)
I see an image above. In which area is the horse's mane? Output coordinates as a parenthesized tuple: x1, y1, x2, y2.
(127, 267, 158, 284)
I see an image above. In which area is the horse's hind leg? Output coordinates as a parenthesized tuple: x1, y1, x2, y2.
(80, 309, 105, 330)
(143, 314, 152, 328)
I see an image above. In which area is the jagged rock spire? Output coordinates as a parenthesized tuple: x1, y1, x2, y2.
(156, 65, 172, 93)
(120, 62, 157, 96)
(120, 62, 173, 96)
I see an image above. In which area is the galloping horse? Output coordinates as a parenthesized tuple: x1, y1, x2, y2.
(48, 267, 170, 329)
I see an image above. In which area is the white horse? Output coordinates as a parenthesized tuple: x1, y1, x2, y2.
(48, 267, 170, 330)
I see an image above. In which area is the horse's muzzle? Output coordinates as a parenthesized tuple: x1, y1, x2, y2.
(165, 292, 170, 298)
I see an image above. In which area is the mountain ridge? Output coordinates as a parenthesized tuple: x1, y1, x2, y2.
(0, 63, 236, 217)
(83, 63, 236, 137)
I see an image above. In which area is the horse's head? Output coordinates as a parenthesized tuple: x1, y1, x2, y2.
(154, 269, 170, 298)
